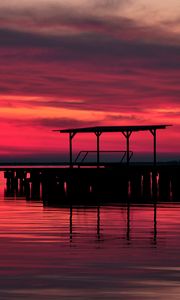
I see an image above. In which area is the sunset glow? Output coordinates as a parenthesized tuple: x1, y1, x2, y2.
(0, 0, 179, 161)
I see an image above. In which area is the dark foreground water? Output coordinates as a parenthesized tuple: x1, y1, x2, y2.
(0, 173, 180, 299)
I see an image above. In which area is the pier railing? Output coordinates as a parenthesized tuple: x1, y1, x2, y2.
(74, 150, 133, 165)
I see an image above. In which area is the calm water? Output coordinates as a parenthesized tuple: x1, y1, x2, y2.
(0, 172, 180, 299)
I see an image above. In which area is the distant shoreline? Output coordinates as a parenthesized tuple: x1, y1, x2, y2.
(0, 161, 179, 167)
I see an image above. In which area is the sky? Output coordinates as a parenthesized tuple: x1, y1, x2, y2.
(0, 0, 180, 162)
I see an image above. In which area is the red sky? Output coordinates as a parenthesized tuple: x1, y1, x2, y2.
(0, 0, 179, 162)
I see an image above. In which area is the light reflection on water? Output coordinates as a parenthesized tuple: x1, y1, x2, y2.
(0, 173, 180, 299)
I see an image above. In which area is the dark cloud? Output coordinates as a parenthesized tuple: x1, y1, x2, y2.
(0, 28, 58, 47)
(93, 0, 131, 10)
(0, 117, 98, 129)
(0, 25, 180, 66)
(0, 0, 130, 28)
(105, 113, 142, 121)
(0, 2, 179, 48)
(31, 118, 98, 129)
(0, 2, 179, 115)
(0, 54, 179, 111)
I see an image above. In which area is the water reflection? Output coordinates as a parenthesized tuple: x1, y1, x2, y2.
(70, 205, 72, 243)
(3, 195, 158, 246)
(127, 202, 130, 241)
(1, 172, 180, 300)
(154, 202, 157, 244)
(97, 206, 100, 241)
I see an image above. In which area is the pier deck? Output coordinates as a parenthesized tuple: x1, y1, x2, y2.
(3, 162, 180, 204)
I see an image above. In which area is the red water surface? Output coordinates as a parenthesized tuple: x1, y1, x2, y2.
(0, 172, 180, 299)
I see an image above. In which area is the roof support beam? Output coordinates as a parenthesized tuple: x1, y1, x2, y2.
(69, 132, 76, 168)
(122, 131, 132, 165)
(95, 132, 102, 168)
(150, 129, 157, 166)
(150, 129, 158, 199)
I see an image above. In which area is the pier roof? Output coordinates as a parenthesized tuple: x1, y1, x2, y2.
(54, 124, 171, 167)
(55, 124, 170, 134)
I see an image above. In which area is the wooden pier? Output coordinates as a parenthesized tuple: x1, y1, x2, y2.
(3, 163, 180, 204)
(2, 124, 180, 204)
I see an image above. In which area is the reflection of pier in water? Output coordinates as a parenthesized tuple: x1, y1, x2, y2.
(3, 176, 159, 244)
(69, 204, 158, 244)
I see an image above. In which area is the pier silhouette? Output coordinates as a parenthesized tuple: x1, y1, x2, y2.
(3, 163, 180, 203)
(2, 124, 180, 204)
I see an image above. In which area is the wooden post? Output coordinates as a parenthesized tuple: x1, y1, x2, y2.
(150, 129, 157, 166)
(69, 132, 76, 168)
(122, 131, 132, 165)
(150, 129, 157, 199)
(95, 132, 102, 167)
